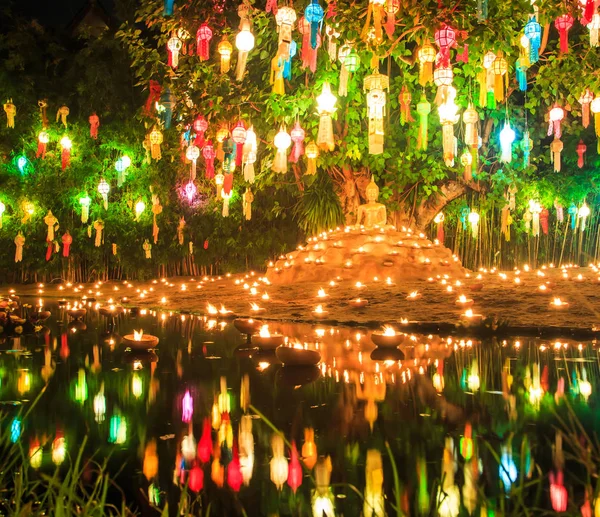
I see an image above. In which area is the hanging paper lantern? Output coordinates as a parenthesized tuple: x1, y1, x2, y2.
(3, 99, 16, 128)
(551, 138, 563, 172)
(16, 155, 29, 175)
(528, 200, 542, 237)
(290, 121, 305, 163)
(417, 40, 436, 86)
(478, 51, 497, 108)
(193, 115, 208, 146)
(215, 172, 225, 198)
(221, 190, 232, 217)
(186, 144, 200, 180)
(188, 465, 204, 492)
(196, 24, 213, 61)
(275, 6, 297, 56)
(435, 25, 456, 68)
(232, 122, 247, 168)
(202, 141, 216, 179)
(283, 39, 297, 79)
(305, 0, 324, 49)
(36, 131, 49, 159)
(242, 188, 254, 220)
(135, 199, 145, 221)
(144, 80, 162, 116)
(235, 19, 255, 81)
(525, 17, 541, 63)
(433, 65, 453, 106)
(499, 122, 515, 163)
(325, 25, 340, 62)
(468, 211, 480, 238)
(0, 201, 4, 229)
(93, 219, 104, 247)
(287, 441, 302, 493)
(364, 67, 390, 155)
(167, 34, 183, 68)
(548, 105, 565, 138)
(579, 89, 594, 128)
(305, 141, 319, 175)
(549, 471, 568, 512)
(183, 180, 196, 203)
(217, 36, 233, 73)
(591, 97, 600, 152)
(270, 434, 288, 490)
(588, 14, 600, 47)
(579, 203, 591, 231)
(79, 196, 91, 224)
(270, 55, 285, 94)
(243, 126, 258, 182)
(555, 15, 574, 54)
(516, 56, 528, 92)
(56, 105, 69, 127)
(416, 94, 431, 151)
(384, 0, 399, 38)
(492, 52, 508, 103)
(14, 231, 25, 263)
(437, 86, 459, 166)
(115, 156, 131, 187)
(460, 150, 473, 181)
(399, 86, 414, 126)
(337, 44, 359, 97)
(89, 113, 99, 139)
(434, 212, 445, 243)
(164, 0, 174, 16)
(60, 136, 72, 170)
(272, 126, 292, 173)
(361, 0, 385, 43)
(577, 140, 587, 168)
(316, 82, 337, 152)
(463, 103, 479, 152)
(149, 128, 163, 161)
(98, 179, 110, 210)
(159, 88, 175, 129)
(227, 443, 243, 492)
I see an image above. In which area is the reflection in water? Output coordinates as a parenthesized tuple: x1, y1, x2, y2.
(0, 300, 599, 515)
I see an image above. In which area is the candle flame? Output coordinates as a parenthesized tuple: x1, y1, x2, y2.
(134, 329, 144, 341)
(465, 309, 474, 317)
(206, 303, 218, 315)
(382, 325, 396, 336)
(408, 291, 419, 298)
(250, 302, 262, 311)
(458, 295, 467, 303)
(219, 305, 230, 315)
(317, 288, 327, 298)
(259, 325, 271, 338)
(314, 305, 324, 313)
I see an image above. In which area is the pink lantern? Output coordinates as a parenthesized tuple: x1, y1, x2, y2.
(577, 140, 587, 168)
(549, 470, 567, 512)
(193, 115, 208, 145)
(188, 465, 204, 492)
(290, 121, 305, 163)
(203, 141, 216, 178)
(182, 390, 193, 422)
(184, 180, 197, 203)
(231, 121, 247, 167)
(435, 24, 456, 67)
(287, 441, 302, 493)
(196, 24, 213, 61)
(555, 15, 574, 54)
(548, 105, 565, 138)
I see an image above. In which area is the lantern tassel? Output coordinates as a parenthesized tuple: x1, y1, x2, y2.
(236, 51, 248, 81)
(272, 150, 288, 173)
(317, 114, 334, 151)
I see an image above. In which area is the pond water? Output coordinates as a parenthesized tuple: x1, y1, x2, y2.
(2, 299, 599, 516)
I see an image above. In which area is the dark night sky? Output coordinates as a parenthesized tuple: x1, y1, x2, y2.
(9, 0, 116, 28)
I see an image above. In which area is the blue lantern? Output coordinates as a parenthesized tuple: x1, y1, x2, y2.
(159, 88, 176, 129)
(10, 418, 21, 443)
(283, 40, 297, 80)
(524, 17, 541, 64)
(499, 446, 517, 491)
(15, 155, 30, 175)
(164, 0, 175, 16)
(304, 0, 324, 49)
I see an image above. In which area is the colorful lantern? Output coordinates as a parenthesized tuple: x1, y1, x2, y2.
(79, 196, 90, 224)
(416, 94, 431, 151)
(364, 450, 384, 517)
(363, 67, 389, 155)
(159, 88, 175, 129)
(468, 211, 480, 238)
(417, 40, 436, 86)
(217, 36, 233, 73)
(242, 188, 253, 220)
(399, 86, 414, 125)
(290, 121, 305, 163)
(516, 56, 528, 91)
(325, 25, 340, 61)
(337, 43, 355, 97)
(492, 52, 508, 103)
(437, 86, 459, 166)
(167, 34, 182, 68)
(435, 25, 456, 68)
(239, 415, 254, 485)
(14, 231, 25, 263)
(164, 0, 174, 15)
(460, 150, 473, 181)
(525, 17, 541, 63)
(134, 199, 145, 221)
(98, 179, 110, 210)
(555, 15, 574, 54)
(232, 121, 247, 166)
(529, 200, 542, 236)
(115, 156, 131, 187)
(577, 140, 587, 168)
(549, 471, 568, 512)
(186, 144, 200, 180)
(227, 443, 243, 492)
(384, 0, 399, 37)
(434, 212, 445, 243)
(287, 441, 302, 493)
(463, 103, 479, 151)
(235, 19, 255, 81)
(548, 105, 565, 138)
(89, 113, 99, 139)
(550, 138, 563, 172)
(588, 14, 600, 47)
(270, 434, 288, 490)
(579, 203, 591, 231)
(149, 128, 163, 161)
(579, 89, 594, 128)
(215, 172, 224, 198)
(243, 126, 257, 182)
(270, 55, 285, 94)
(58, 136, 72, 170)
(305, 141, 319, 174)
(36, 131, 49, 159)
(305, 0, 324, 49)
(499, 122, 515, 163)
(3, 99, 15, 128)
(203, 141, 216, 179)
(275, 6, 297, 56)
(437, 439, 460, 517)
(316, 82, 337, 151)
(433, 65, 453, 106)
(188, 465, 204, 492)
(196, 24, 212, 61)
(272, 126, 292, 173)
(193, 115, 208, 146)
(56, 105, 69, 127)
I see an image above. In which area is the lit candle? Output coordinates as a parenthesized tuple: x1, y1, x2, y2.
(550, 297, 569, 308)
(350, 298, 369, 308)
(406, 291, 421, 300)
(455, 295, 474, 307)
(460, 309, 484, 325)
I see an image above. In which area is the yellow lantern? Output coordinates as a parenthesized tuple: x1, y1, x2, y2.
(272, 126, 292, 173)
(492, 52, 508, 103)
(270, 434, 288, 490)
(437, 86, 459, 166)
(215, 173, 225, 198)
(316, 82, 337, 152)
(167, 35, 182, 68)
(305, 141, 319, 175)
(364, 450, 384, 517)
(186, 144, 200, 180)
(302, 427, 318, 469)
(149, 128, 163, 161)
(216, 126, 230, 161)
(217, 36, 233, 73)
(417, 40, 436, 85)
(134, 199, 145, 221)
(433, 65, 453, 106)
(363, 67, 389, 155)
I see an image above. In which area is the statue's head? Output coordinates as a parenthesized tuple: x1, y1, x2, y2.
(366, 178, 379, 202)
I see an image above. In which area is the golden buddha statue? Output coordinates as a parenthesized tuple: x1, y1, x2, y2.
(355, 178, 388, 229)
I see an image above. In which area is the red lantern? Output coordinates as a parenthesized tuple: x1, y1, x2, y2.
(36, 131, 49, 159)
(89, 113, 99, 139)
(540, 208, 549, 235)
(198, 418, 213, 463)
(62, 232, 72, 257)
(287, 441, 302, 493)
(549, 470, 567, 512)
(577, 140, 587, 168)
(189, 465, 204, 492)
(193, 115, 208, 146)
(203, 141, 216, 179)
(555, 15, 574, 54)
(223, 173, 233, 195)
(583, 0, 595, 24)
(60, 137, 72, 170)
(46, 240, 53, 261)
(196, 24, 213, 61)
(435, 24, 456, 67)
(227, 442, 243, 492)
(231, 121, 247, 167)
(144, 80, 161, 115)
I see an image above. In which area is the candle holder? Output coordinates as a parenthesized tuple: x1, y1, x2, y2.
(251, 325, 285, 350)
(455, 295, 474, 308)
(234, 318, 263, 335)
(67, 307, 87, 319)
(370, 347, 404, 361)
(122, 330, 159, 350)
(460, 309, 484, 325)
(349, 298, 369, 308)
(370, 327, 404, 348)
(276, 345, 321, 366)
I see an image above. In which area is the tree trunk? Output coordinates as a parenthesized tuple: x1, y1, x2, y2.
(413, 180, 475, 230)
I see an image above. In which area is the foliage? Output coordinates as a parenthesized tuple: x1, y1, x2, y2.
(293, 170, 344, 235)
